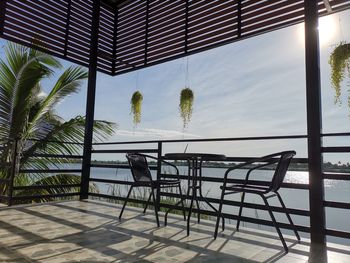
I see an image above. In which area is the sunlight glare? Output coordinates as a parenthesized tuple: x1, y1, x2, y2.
(297, 15, 338, 47)
(318, 15, 337, 46)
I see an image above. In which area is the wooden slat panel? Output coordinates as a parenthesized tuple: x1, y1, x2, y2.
(113, 0, 350, 75)
(5, 5, 66, 35)
(3, 25, 65, 53)
(2, 0, 350, 77)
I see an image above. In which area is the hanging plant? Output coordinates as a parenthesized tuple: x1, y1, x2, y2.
(329, 42, 350, 104)
(130, 91, 143, 127)
(179, 87, 194, 129)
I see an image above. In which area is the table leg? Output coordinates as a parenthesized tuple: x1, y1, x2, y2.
(200, 194, 225, 231)
(198, 160, 225, 231)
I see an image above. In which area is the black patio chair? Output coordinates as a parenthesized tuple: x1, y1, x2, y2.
(119, 153, 186, 227)
(214, 151, 300, 252)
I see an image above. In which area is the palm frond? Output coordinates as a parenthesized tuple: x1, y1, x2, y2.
(25, 66, 88, 139)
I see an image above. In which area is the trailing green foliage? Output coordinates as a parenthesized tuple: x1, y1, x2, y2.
(130, 91, 143, 127)
(0, 42, 116, 203)
(329, 42, 350, 105)
(179, 87, 194, 129)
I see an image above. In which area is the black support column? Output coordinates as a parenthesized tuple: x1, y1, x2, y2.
(304, 0, 326, 245)
(81, 0, 100, 200)
(0, 0, 6, 35)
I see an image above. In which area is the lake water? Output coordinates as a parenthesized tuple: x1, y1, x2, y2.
(87, 165, 350, 245)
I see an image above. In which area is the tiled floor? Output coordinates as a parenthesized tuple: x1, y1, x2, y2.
(0, 200, 348, 262)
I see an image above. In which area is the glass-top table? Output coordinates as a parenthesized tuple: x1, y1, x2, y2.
(164, 153, 226, 235)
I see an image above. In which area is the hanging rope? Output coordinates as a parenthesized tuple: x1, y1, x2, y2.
(185, 56, 189, 87)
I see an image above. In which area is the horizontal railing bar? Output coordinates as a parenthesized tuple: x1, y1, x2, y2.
(322, 147, 350, 153)
(11, 192, 80, 201)
(90, 178, 134, 185)
(224, 157, 308, 163)
(19, 169, 82, 173)
(91, 149, 158, 154)
(323, 172, 350, 180)
(161, 174, 310, 189)
(89, 176, 309, 190)
(322, 132, 350, 137)
(91, 160, 307, 170)
(324, 201, 350, 210)
(326, 229, 350, 239)
(89, 192, 150, 205)
(0, 195, 9, 201)
(161, 191, 309, 216)
(88, 192, 310, 233)
(91, 163, 157, 170)
(0, 178, 10, 183)
(29, 154, 83, 159)
(25, 138, 84, 145)
(160, 203, 310, 233)
(91, 164, 130, 169)
(91, 134, 308, 145)
(13, 184, 81, 191)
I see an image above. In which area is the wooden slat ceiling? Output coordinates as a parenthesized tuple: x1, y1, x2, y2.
(0, 0, 349, 76)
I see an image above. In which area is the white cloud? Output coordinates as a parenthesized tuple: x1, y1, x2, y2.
(38, 91, 47, 98)
(115, 128, 200, 139)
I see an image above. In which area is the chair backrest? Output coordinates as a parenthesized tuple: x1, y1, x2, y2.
(270, 151, 296, 192)
(126, 153, 152, 183)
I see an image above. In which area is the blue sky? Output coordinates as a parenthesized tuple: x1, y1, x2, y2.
(1, 10, 350, 162)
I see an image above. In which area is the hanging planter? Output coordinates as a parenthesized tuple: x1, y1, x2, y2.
(179, 87, 194, 129)
(329, 42, 350, 104)
(130, 91, 143, 127)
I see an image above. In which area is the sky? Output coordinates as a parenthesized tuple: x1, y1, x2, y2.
(1, 10, 350, 162)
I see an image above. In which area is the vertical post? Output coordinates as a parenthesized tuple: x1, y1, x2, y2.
(63, 0, 72, 57)
(8, 138, 18, 206)
(0, 0, 6, 36)
(81, 0, 100, 200)
(112, 8, 118, 75)
(156, 142, 162, 211)
(304, 0, 326, 245)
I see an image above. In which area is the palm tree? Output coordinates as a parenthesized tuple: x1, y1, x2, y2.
(0, 42, 115, 203)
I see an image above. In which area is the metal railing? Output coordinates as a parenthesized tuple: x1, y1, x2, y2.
(89, 135, 312, 234)
(89, 133, 350, 241)
(0, 138, 83, 205)
(1, 133, 350, 242)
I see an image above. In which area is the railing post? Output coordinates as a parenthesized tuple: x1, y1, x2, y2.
(156, 142, 162, 211)
(81, 0, 100, 200)
(304, 0, 326, 245)
(8, 138, 18, 206)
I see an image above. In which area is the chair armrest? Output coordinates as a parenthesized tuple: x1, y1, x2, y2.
(222, 151, 295, 188)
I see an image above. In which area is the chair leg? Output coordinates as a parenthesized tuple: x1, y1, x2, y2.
(214, 190, 225, 239)
(164, 185, 187, 226)
(261, 194, 288, 252)
(143, 191, 152, 214)
(187, 188, 195, 236)
(151, 187, 160, 227)
(236, 192, 246, 231)
(119, 186, 133, 220)
(276, 192, 300, 241)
